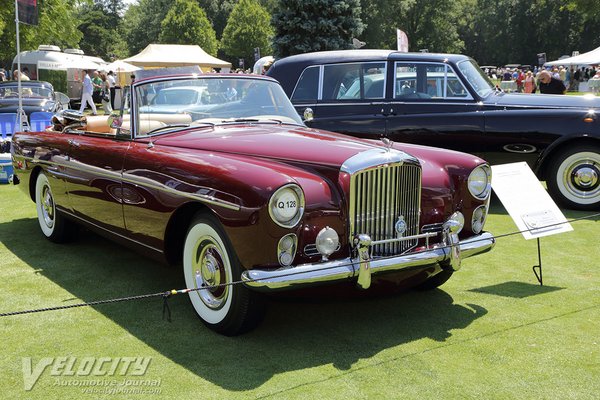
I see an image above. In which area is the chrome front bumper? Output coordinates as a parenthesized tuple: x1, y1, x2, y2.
(241, 232, 495, 291)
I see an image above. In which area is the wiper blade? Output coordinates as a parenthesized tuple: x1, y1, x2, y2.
(144, 123, 189, 136)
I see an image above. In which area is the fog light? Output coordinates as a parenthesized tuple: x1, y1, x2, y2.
(277, 234, 297, 267)
(315, 227, 339, 260)
(444, 211, 464, 234)
(471, 205, 487, 234)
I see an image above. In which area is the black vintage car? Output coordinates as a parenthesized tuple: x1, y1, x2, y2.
(267, 50, 600, 210)
(0, 80, 69, 115)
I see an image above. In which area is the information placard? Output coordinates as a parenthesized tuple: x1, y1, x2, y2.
(491, 162, 572, 240)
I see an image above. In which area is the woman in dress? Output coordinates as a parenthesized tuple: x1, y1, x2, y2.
(524, 71, 536, 94)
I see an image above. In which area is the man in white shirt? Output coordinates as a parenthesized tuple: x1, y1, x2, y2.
(107, 71, 116, 109)
(79, 70, 97, 115)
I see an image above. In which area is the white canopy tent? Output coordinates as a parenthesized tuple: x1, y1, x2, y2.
(545, 46, 600, 66)
(123, 44, 231, 70)
(102, 60, 141, 86)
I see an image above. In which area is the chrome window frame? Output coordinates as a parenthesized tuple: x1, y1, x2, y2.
(393, 61, 474, 101)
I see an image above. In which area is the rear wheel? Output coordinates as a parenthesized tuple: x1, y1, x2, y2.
(546, 144, 600, 210)
(183, 212, 265, 335)
(35, 172, 74, 243)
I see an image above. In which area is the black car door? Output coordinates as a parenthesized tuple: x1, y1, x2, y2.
(385, 61, 486, 155)
(292, 62, 388, 139)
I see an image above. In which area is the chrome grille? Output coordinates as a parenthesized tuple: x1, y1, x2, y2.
(349, 163, 421, 256)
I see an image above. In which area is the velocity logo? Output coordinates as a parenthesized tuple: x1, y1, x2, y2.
(22, 357, 151, 391)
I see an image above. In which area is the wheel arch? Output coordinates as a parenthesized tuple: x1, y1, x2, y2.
(537, 135, 600, 180)
(28, 166, 44, 202)
(163, 201, 214, 266)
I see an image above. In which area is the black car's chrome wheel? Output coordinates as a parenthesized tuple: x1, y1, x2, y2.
(547, 145, 600, 210)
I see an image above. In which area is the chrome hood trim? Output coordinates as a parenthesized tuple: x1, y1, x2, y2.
(341, 147, 419, 174)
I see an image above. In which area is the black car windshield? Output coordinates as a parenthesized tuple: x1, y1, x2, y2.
(457, 60, 495, 98)
(0, 84, 53, 99)
(134, 77, 303, 135)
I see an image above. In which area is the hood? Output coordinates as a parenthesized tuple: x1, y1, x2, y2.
(153, 123, 400, 168)
(487, 91, 600, 109)
(0, 99, 56, 114)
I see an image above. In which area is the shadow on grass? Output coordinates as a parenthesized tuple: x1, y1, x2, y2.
(469, 281, 563, 298)
(1, 218, 487, 391)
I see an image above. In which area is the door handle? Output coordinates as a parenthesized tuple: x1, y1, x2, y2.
(380, 108, 396, 116)
(67, 139, 80, 147)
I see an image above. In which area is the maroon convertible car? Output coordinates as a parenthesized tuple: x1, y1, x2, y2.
(11, 71, 495, 335)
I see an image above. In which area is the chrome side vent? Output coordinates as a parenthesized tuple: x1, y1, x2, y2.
(349, 163, 421, 256)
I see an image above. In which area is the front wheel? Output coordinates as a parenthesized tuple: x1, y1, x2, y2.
(546, 144, 600, 210)
(183, 212, 265, 335)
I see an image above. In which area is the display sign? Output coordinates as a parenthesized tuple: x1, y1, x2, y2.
(491, 162, 572, 240)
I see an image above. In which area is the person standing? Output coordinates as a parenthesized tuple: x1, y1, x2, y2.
(91, 71, 103, 103)
(79, 70, 97, 115)
(538, 70, 566, 94)
(524, 71, 536, 93)
(100, 73, 112, 115)
(107, 71, 116, 109)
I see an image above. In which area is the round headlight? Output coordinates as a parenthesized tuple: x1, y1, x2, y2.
(269, 184, 305, 228)
(471, 205, 487, 234)
(315, 227, 339, 259)
(468, 164, 492, 200)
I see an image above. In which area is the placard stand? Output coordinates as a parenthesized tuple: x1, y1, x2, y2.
(491, 162, 573, 286)
(532, 238, 543, 285)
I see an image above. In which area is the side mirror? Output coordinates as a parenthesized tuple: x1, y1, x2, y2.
(303, 107, 314, 122)
(108, 112, 122, 129)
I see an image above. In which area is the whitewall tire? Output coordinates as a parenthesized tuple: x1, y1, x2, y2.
(547, 145, 600, 210)
(183, 212, 265, 335)
(35, 172, 73, 243)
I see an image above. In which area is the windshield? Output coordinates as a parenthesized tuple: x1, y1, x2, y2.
(134, 77, 303, 135)
(456, 59, 495, 98)
(0, 85, 53, 99)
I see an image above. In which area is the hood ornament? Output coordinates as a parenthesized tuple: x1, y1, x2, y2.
(381, 137, 393, 152)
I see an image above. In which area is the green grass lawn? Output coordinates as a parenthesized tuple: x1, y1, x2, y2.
(1, 183, 599, 399)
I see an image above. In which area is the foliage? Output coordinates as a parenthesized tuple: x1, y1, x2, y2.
(220, 0, 274, 67)
(77, 0, 128, 61)
(272, 0, 364, 58)
(360, 0, 466, 53)
(199, 0, 277, 39)
(158, 0, 219, 56)
(0, 0, 82, 69)
(122, 0, 172, 56)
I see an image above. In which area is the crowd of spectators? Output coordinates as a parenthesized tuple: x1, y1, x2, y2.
(484, 65, 600, 94)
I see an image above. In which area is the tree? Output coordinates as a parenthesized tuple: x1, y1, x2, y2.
(220, 0, 274, 67)
(158, 0, 218, 55)
(360, 0, 466, 53)
(0, 0, 82, 68)
(122, 0, 171, 56)
(272, 0, 364, 58)
(77, 0, 128, 60)
(199, 0, 277, 39)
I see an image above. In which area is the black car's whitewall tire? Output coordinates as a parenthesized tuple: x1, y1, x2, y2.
(547, 144, 600, 210)
(183, 212, 265, 335)
(35, 172, 73, 243)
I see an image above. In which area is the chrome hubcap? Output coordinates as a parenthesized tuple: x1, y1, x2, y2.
(41, 185, 54, 228)
(193, 239, 228, 310)
(562, 154, 600, 201)
(572, 166, 598, 188)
